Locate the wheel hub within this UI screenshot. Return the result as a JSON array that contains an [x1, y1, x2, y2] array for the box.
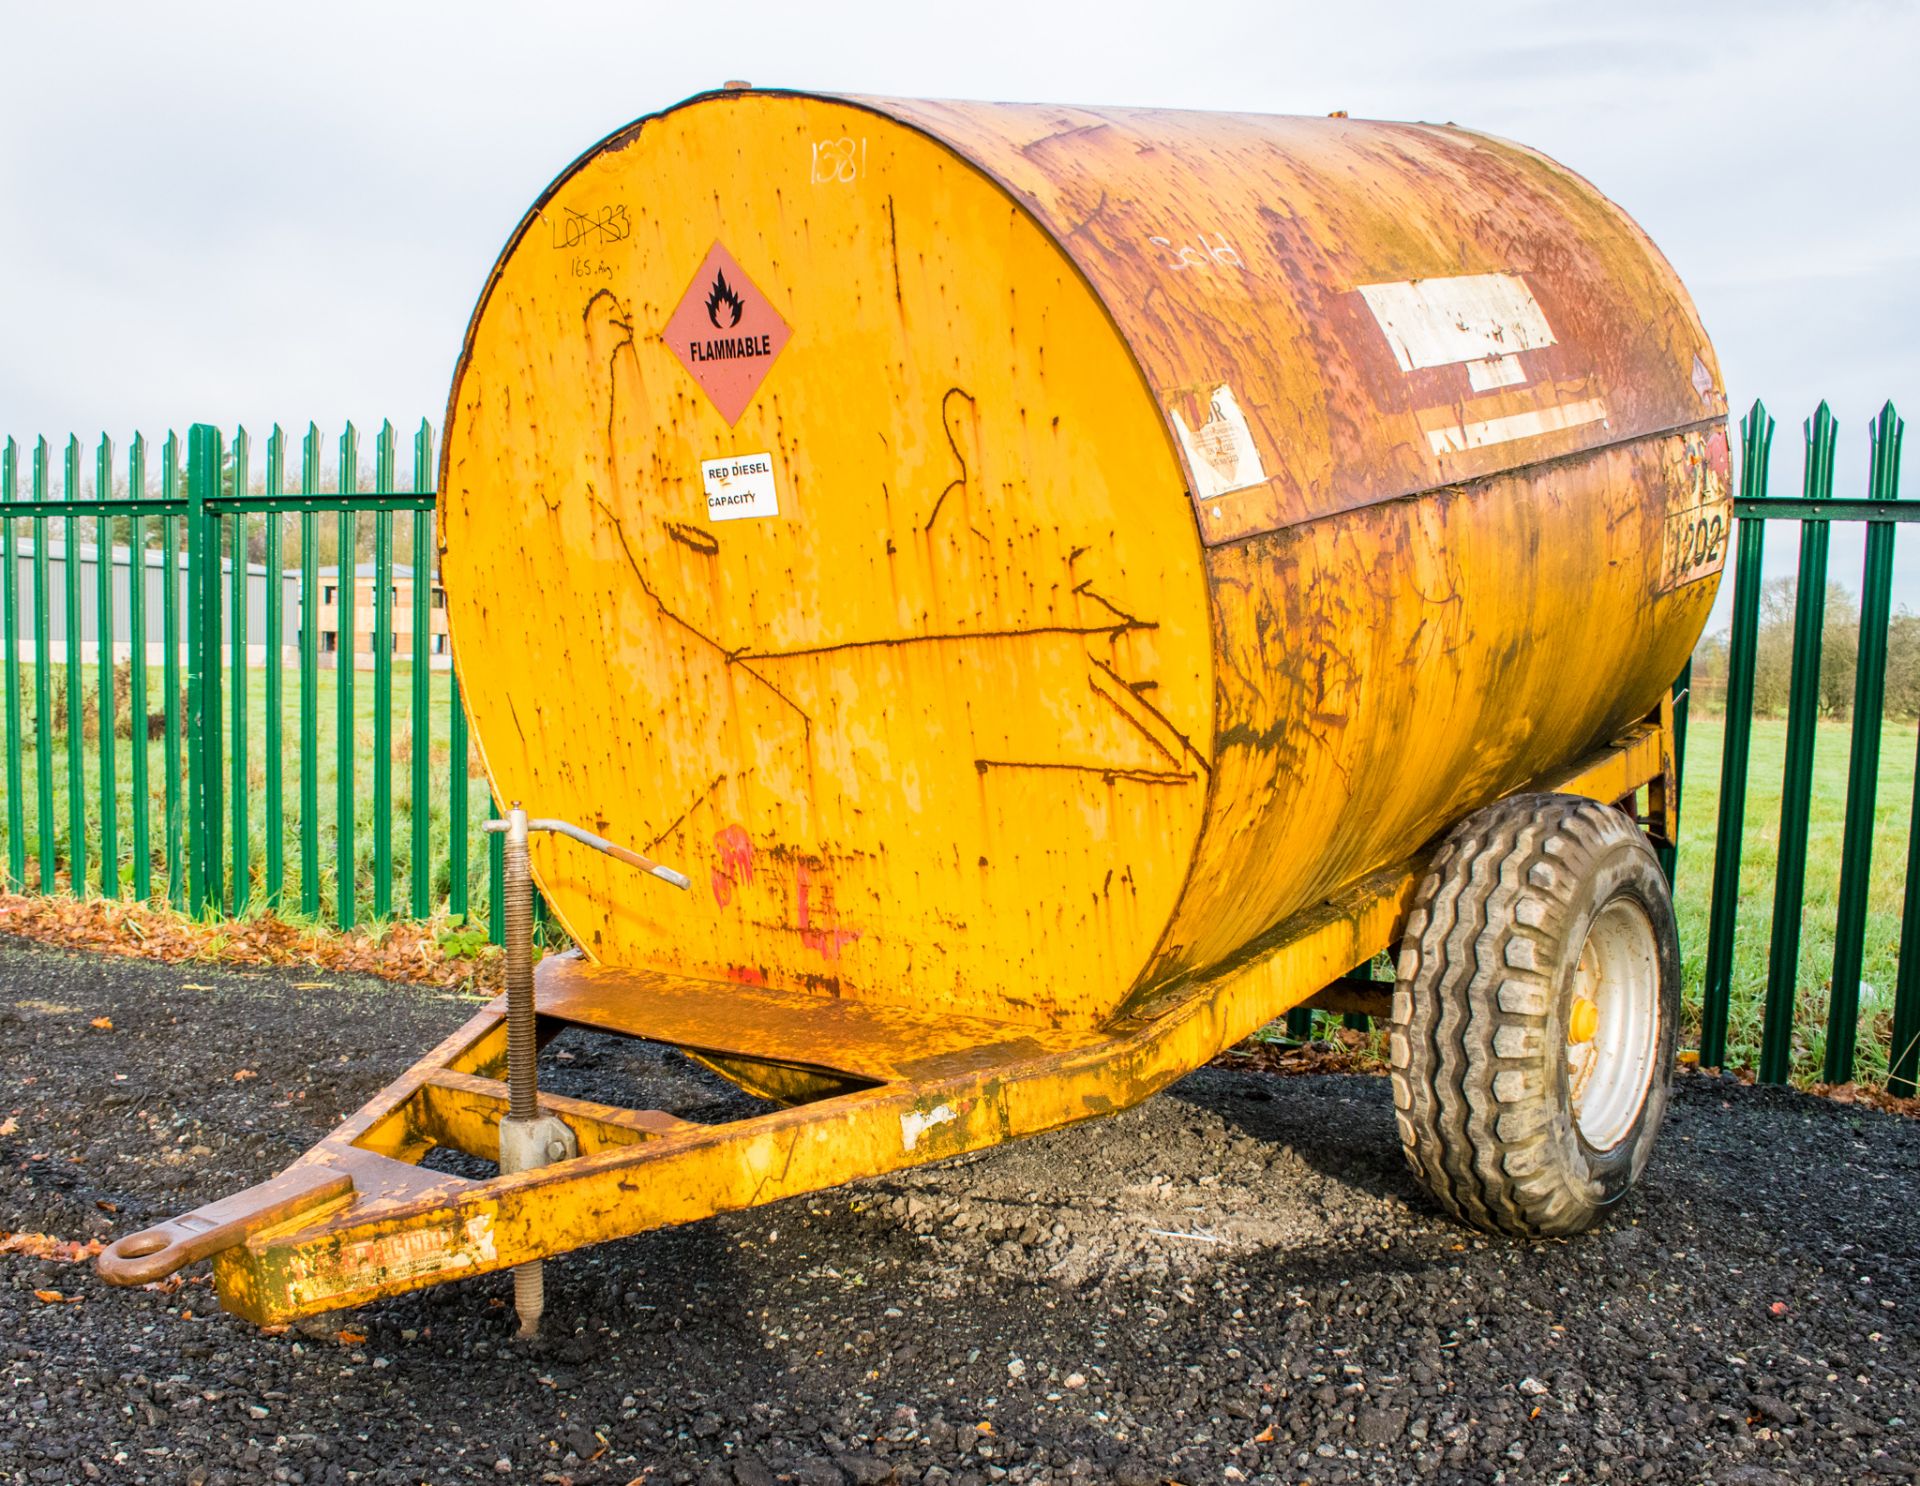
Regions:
[[1567, 898, 1662, 1151]]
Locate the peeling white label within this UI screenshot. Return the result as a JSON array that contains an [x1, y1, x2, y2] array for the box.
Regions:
[[900, 1103, 957, 1152], [1466, 354, 1528, 392], [702, 452, 779, 522], [1426, 397, 1608, 456], [1359, 273, 1555, 391], [464, 1212, 499, 1265], [1169, 384, 1267, 500]]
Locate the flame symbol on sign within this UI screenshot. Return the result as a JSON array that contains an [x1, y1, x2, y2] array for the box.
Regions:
[[704, 270, 744, 329]]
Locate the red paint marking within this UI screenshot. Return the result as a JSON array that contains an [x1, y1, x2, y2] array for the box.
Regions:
[[714, 825, 754, 885], [711, 824, 755, 907], [723, 966, 767, 986], [1706, 428, 1731, 485], [795, 861, 862, 961]]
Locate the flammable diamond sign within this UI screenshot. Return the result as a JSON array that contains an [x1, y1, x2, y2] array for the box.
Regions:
[[663, 241, 792, 425]]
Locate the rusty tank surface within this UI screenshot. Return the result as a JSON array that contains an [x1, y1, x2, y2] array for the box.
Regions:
[[441, 91, 1727, 1024], [99, 91, 1726, 1322]]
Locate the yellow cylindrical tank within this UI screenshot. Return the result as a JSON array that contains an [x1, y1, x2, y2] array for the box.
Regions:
[[440, 91, 1729, 1033]]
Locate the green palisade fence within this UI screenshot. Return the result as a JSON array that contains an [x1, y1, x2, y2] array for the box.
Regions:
[[0, 420, 506, 945], [0, 406, 1914, 1090], [1697, 398, 1914, 1094]]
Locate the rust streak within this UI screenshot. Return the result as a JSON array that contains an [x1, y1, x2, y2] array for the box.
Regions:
[[920, 387, 978, 532], [1087, 656, 1211, 776], [644, 771, 735, 854], [1072, 579, 1148, 630], [731, 659, 814, 740], [1085, 670, 1183, 771], [973, 758, 1193, 786], [586, 489, 815, 735], [884, 194, 902, 310], [664, 521, 720, 555], [736, 619, 1155, 664]]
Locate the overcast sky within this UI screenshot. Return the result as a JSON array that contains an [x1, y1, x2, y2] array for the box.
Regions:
[[3, 0, 1915, 620]]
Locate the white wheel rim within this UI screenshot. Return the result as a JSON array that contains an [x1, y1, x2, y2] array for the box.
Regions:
[[1566, 897, 1661, 1152]]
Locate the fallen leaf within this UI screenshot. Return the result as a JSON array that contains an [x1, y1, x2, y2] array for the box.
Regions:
[[32, 1289, 80, 1304], [233, 1069, 258, 1082], [260, 1324, 290, 1336], [1770, 1301, 1790, 1316], [336, 1329, 367, 1345], [89, 1016, 113, 1030], [0, 891, 501, 999], [94, 1199, 116, 1214], [1677, 1049, 1700, 1065], [2, 1231, 103, 1263], [1251, 1424, 1275, 1443], [0, 1117, 16, 1136]]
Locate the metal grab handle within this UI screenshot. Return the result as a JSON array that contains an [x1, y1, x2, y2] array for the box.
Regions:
[[481, 815, 691, 890]]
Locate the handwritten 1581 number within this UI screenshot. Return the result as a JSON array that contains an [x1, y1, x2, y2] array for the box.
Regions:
[[811, 137, 867, 185]]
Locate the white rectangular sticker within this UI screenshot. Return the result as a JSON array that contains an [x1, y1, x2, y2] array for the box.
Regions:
[[1358, 273, 1556, 391], [702, 453, 779, 522], [1168, 383, 1268, 500], [1425, 397, 1608, 456]]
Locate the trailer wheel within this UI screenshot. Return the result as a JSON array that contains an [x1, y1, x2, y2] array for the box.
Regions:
[[1388, 792, 1679, 1237]]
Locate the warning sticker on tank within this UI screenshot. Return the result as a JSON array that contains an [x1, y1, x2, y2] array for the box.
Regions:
[[664, 242, 792, 425], [702, 453, 780, 522], [1166, 383, 1268, 500]]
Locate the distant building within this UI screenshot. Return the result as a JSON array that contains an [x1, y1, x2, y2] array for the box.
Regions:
[[307, 563, 451, 670], [1, 539, 452, 669], [3, 536, 291, 664]]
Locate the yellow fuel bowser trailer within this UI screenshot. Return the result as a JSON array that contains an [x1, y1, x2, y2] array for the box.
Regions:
[[100, 90, 1730, 1325]]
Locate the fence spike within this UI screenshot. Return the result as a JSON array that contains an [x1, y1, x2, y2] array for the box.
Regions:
[[127, 433, 151, 902], [1758, 405, 1838, 1084], [95, 433, 118, 899], [2, 435, 22, 891]]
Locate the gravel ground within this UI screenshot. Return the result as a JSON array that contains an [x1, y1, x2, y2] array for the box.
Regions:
[[0, 940, 1915, 1486]]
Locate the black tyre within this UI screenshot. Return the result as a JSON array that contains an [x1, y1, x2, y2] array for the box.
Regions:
[[1388, 792, 1680, 1237]]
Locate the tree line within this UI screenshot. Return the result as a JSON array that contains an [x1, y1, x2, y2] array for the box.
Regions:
[[1689, 578, 1920, 720]]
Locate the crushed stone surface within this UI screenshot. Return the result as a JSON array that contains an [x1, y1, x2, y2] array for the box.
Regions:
[[0, 939, 1914, 1485]]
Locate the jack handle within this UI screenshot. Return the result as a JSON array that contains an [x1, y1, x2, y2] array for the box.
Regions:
[[481, 816, 691, 890]]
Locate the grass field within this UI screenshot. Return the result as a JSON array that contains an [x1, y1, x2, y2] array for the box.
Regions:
[[1672, 712, 1915, 1085], [0, 660, 493, 926], [0, 662, 1914, 1086]]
